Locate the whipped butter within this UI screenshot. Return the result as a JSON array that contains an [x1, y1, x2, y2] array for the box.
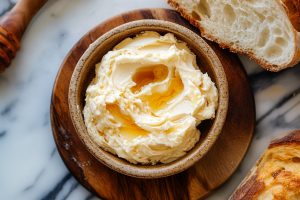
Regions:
[[83, 31, 218, 164]]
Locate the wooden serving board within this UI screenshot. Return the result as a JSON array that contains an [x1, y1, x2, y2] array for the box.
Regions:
[[51, 9, 255, 200]]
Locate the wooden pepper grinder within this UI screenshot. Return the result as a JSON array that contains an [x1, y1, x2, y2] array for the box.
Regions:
[[0, 0, 47, 72]]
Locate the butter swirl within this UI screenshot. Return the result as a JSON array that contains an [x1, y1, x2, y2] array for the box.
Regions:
[[83, 31, 218, 164]]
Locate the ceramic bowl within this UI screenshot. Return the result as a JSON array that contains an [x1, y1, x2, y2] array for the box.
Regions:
[[68, 19, 228, 178]]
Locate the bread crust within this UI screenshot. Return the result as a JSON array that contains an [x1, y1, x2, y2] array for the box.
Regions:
[[230, 169, 265, 200], [281, 0, 300, 31], [270, 129, 300, 147], [167, 0, 300, 71], [229, 130, 300, 200]]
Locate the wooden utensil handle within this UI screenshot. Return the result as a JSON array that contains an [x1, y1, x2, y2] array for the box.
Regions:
[[0, 0, 47, 72]]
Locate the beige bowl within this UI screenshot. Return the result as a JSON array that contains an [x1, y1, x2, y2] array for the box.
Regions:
[[68, 19, 228, 178]]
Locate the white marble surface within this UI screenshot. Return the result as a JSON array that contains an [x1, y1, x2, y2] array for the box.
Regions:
[[0, 0, 300, 199]]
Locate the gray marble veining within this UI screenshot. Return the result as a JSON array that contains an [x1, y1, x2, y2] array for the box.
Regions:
[[0, 0, 15, 16], [0, 0, 299, 199]]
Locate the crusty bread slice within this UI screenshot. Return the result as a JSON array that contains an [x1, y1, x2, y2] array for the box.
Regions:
[[167, 0, 300, 71], [230, 130, 300, 200]]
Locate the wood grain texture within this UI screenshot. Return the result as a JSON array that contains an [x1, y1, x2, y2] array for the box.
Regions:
[[0, 0, 47, 72], [51, 9, 255, 200]]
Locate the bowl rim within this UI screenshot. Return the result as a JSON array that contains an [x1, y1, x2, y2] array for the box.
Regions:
[[68, 19, 229, 178]]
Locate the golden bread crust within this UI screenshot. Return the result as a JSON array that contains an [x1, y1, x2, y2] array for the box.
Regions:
[[270, 130, 300, 147], [281, 0, 300, 31], [230, 130, 300, 200], [230, 170, 265, 200]]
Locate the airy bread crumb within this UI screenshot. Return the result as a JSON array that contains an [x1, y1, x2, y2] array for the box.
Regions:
[[167, 0, 300, 71]]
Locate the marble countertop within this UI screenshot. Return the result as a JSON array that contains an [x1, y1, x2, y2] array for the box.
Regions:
[[0, 0, 300, 199]]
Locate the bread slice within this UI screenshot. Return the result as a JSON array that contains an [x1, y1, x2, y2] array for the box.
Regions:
[[167, 0, 300, 71], [230, 130, 300, 200]]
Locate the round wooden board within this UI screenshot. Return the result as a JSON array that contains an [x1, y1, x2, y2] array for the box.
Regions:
[[51, 9, 255, 200]]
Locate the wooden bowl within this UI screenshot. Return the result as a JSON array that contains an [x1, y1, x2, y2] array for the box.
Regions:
[[68, 19, 228, 178]]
